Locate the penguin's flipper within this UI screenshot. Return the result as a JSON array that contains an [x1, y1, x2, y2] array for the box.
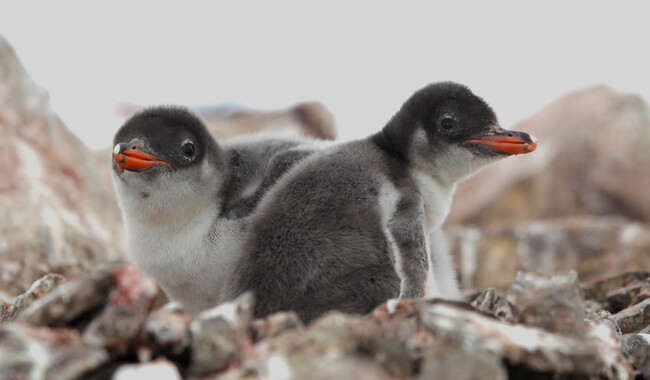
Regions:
[[259, 149, 314, 196], [386, 190, 430, 299]]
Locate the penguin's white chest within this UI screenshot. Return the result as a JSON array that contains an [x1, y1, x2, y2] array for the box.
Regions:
[[124, 207, 241, 315], [412, 171, 455, 232]]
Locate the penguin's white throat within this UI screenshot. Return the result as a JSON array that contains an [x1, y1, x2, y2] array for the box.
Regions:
[[410, 131, 499, 186], [113, 160, 223, 225]]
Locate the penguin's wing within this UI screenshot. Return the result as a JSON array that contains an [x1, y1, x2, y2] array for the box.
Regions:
[[221, 148, 315, 219], [258, 148, 315, 194], [240, 148, 314, 218], [386, 189, 430, 299]]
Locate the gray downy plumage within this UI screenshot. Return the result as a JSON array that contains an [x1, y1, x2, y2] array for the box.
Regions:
[[224, 82, 537, 323], [111, 106, 331, 314]]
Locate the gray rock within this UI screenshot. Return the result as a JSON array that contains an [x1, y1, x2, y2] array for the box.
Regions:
[[446, 218, 650, 291], [188, 292, 255, 376], [419, 346, 507, 380], [1, 273, 66, 324], [1, 267, 643, 379], [605, 278, 650, 313], [505, 271, 586, 337], [622, 333, 650, 371], [613, 298, 650, 334], [585, 309, 630, 379], [583, 271, 650, 311], [82, 264, 159, 357], [0, 322, 108, 380], [0, 302, 17, 323], [371, 299, 436, 366], [0, 35, 124, 302], [302, 357, 393, 380], [251, 311, 302, 342], [419, 302, 604, 376], [13, 273, 65, 312], [17, 264, 117, 326], [140, 304, 192, 361], [248, 311, 416, 379], [589, 309, 623, 335], [470, 287, 515, 322]]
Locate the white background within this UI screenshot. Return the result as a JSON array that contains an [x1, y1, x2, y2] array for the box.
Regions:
[[2, 1, 649, 149]]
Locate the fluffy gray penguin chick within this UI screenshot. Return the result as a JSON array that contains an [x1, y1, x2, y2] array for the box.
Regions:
[[224, 82, 537, 323], [111, 106, 328, 314]]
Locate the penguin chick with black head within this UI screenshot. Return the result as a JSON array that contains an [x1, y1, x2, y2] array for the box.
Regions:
[[111, 107, 326, 315], [224, 82, 537, 323]]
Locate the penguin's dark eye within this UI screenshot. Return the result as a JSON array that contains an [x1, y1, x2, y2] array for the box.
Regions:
[[181, 142, 195, 157], [440, 117, 457, 130]]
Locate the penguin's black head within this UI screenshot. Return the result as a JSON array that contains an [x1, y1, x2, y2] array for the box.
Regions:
[[375, 81, 537, 183], [112, 106, 220, 175], [378, 82, 537, 162]]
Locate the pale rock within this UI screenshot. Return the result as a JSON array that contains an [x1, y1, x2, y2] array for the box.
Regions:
[[446, 217, 650, 291]]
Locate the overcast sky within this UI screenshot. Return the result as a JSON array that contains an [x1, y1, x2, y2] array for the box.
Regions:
[[2, 1, 649, 149]]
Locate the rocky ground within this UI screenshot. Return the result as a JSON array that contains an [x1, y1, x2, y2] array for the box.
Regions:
[[1, 33, 650, 379], [0, 264, 649, 379]]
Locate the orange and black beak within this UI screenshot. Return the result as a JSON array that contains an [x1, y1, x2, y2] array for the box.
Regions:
[[113, 143, 172, 171], [463, 127, 537, 155]]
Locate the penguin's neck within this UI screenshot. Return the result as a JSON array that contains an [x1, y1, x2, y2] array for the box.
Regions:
[[411, 169, 457, 232]]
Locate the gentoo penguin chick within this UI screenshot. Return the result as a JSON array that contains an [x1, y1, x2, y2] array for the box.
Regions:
[[111, 107, 325, 314], [224, 82, 537, 323]]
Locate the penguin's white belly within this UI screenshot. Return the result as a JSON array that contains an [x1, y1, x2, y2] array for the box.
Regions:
[[412, 171, 460, 299], [125, 216, 243, 315]]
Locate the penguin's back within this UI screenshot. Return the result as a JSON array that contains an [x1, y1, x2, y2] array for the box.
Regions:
[[228, 141, 404, 322]]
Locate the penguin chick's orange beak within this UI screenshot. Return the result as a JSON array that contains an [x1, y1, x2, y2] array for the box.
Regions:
[[464, 129, 537, 154], [113, 144, 172, 171]]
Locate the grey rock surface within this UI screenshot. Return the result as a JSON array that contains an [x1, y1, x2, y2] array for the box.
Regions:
[[614, 298, 650, 335], [0, 322, 109, 380], [0, 263, 647, 379], [505, 271, 586, 337], [16, 265, 116, 327], [0, 35, 124, 302], [140, 304, 192, 362], [446, 217, 650, 291]]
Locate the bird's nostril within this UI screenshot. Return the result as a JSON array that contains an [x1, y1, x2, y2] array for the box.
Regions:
[[507, 133, 513, 137]]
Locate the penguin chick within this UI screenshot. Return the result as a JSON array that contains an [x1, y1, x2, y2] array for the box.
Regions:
[[111, 106, 326, 314], [224, 82, 537, 323]]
